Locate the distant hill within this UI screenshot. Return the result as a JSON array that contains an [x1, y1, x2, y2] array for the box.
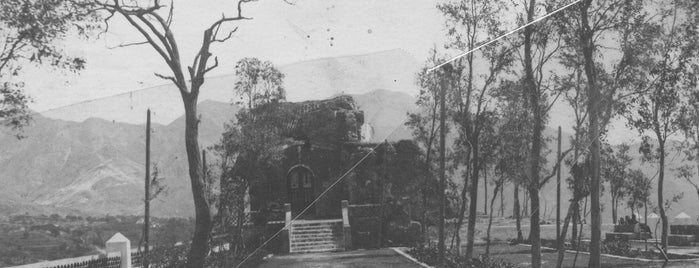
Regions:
[[41, 49, 421, 125], [0, 90, 417, 217]]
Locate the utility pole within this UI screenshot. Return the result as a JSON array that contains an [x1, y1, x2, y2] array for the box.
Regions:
[[144, 109, 151, 268], [437, 63, 452, 267], [556, 126, 561, 248]]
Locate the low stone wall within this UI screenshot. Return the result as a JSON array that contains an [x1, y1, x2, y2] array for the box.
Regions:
[[668, 234, 695, 246], [671, 225, 699, 242]]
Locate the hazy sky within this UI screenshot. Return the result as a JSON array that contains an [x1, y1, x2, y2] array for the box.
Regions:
[[13, 0, 645, 144], [19, 0, 445, 112]]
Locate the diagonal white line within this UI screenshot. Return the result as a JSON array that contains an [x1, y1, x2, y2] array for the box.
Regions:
[[428, 0, 582, 72]]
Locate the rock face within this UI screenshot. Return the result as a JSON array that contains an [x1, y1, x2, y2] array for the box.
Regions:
[[0, 100, 238, 217]]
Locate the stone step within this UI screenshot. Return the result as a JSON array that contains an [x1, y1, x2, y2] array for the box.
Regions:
[[291, 233, 334, 239], [288, 219, 344, 254], [291, 234, 335, 241], [291, 240, 338, 247], [292, 227, 335, 233], [292, 237, 337, 243], [292, 224, 336, 228], [291, 229, 334, 235], [292, 222, 337, 226], [290, 246, 342, 254], [291, 243, 340, 249], [293, 225, 335, 229]]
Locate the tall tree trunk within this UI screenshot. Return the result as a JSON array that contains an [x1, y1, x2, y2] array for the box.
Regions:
[[573, 197, 588, 268], [528, 186, 542, 267], [453, 152, 471, 256], [556, 200, 578, 268], [465, 141, 480, 259], [571, 201, 579, 243], [422, 104, 438, 245], [612, 196, 617, 225], [500, 184, 505, 217], [235, 182, 248, 252], [484, 169, 488, 215], [437, 64, 449, 267], [579, 0, 601, 266], [514, 184, 523, 241], [523, 0, 542, 266], [523, 190, 530, 217], [658, 139, 668, 250], [485, 182, 502, 258], [183, 94, 213, 268]]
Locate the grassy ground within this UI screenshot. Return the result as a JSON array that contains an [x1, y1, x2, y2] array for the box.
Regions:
[[472, 243, 699, 267], [423, 216, 699, 267], [431, 216, 615, 245]]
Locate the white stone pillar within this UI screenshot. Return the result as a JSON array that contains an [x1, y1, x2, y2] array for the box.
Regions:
[[341, 200, 350, 227], [106, 232, 131, 268], [284, 203, 292, 230]]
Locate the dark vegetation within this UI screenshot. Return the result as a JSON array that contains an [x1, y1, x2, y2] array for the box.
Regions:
[[407, 245, 515, 268], [0, 214, 194, 266], [535, 239, 699, 260]]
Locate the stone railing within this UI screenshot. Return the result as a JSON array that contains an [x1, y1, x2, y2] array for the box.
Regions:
[[9, 233, 131, 268]]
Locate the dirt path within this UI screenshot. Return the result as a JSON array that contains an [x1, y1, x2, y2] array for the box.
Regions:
[[255, 248, 424, 268]]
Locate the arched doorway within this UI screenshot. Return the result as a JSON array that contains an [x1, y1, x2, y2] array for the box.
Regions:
[[287, 165, 315, 217]]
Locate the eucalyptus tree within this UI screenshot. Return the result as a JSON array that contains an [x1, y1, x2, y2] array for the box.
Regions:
[[492, 80, 532, 243], [508, 1, 571, 265], [602, 143, 632, 224], [214, 57, 286, 256], [406, 49, 448, 244], [552, 0, 648, 264], [626, 169, 652, 217], [623, 0, 699, 251], [437, 0, 515, 258]]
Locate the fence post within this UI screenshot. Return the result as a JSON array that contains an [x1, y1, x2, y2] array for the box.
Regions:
[[283, 203, 291, 253], [341, 200, 352, 250], [106, 232, 132, 268]]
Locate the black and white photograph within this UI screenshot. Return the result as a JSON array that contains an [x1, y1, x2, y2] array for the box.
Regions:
[[0, 0, 698, 267]]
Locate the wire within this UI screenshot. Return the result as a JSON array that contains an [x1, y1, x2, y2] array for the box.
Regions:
[[428, 0, 582, 72]]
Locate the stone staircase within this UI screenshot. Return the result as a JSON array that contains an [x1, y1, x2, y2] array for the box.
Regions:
[[289, 219, 344, 253]]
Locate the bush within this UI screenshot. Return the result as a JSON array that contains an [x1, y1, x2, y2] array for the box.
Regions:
[[385, 221, 422, 247], [406, 245, 515, 268], [601, 240, 632, 256], [144, 243, 269, 268]]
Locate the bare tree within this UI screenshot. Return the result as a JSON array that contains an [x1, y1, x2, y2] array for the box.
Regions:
[[93, 0, 259, 266]]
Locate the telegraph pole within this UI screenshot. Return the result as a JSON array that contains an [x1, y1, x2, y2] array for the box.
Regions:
[[144, 109, 151, 268], [556, 126, 561, 248]]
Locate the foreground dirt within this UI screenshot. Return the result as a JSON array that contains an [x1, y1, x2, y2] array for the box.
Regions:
[[255, 248, 423, 268]]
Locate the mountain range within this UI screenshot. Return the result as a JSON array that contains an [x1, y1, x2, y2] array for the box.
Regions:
[[1, 47, 697, 222], [0, 89, 416, 217], [2, 90, 697, 221]]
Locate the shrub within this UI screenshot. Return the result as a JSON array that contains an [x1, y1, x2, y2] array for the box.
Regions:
[[601, 240, 632, 256], [406, 245, 515, 268]]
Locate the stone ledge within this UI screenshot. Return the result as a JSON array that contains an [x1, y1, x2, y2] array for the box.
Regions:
[[668, 234, 695, 246]]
